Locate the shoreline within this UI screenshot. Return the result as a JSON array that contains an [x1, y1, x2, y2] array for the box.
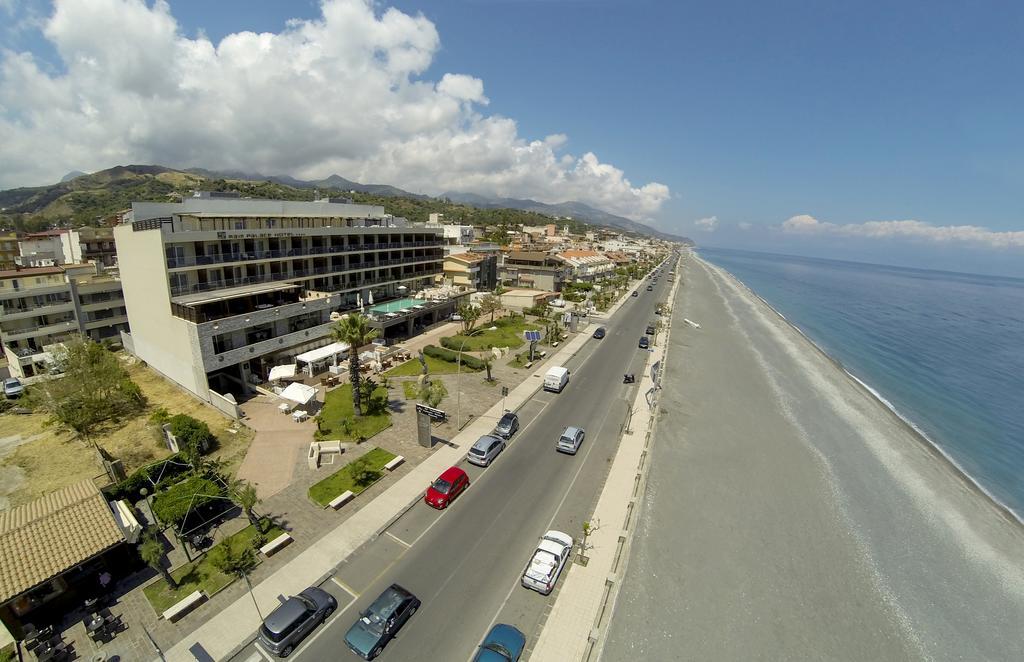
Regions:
[[695, 250, 1024, 530]]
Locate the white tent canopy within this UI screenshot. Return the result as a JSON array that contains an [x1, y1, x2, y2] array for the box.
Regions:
[[268, 364, 297, 381], [296, 342, 350, 365], [279, 381, 318, 405]]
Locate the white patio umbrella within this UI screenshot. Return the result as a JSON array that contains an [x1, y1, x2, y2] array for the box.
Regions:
[[279, 381, 318, 406], [368, 290, 374, 305]]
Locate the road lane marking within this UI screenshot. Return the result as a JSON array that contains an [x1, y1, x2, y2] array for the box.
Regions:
[[252, 643, 274, 661], [384, 531, 412, 547], [331, 576, 359, 596], [289, 593, 355, 661]]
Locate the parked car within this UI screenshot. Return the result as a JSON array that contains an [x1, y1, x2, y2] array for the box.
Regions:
[[592, 327, 606, 339], [425, 466, 470, 509], [521, 530, 574, 595], [639, 336, 650, 349], [646, 285, 653, 292], [3, 378, 24, 399], [344, 584, 421, 660], [468, 434, 506, 467], [645, 324, 656, 335], [473, 624, 526, 662], [492, 412, 520, 440], [556, 426, 585, 455], [258, 586, 337, 657]]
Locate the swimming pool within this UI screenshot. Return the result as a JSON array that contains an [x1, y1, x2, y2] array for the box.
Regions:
[[368, 298, 425, 313]]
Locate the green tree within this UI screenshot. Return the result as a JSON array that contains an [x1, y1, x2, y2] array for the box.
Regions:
[[457, 303, 480, 334], [139, 532, 176, 589], [231, 479, 261, 527], [151, 475, 222, 525], [482, 354, 495, 383], [348, 455, 383, 489], [208, 540, 258, 580], [478, 294, 502, 323], [419, 380, 447, 408], [29, 337, 146, 456], [330, 313, 379, 417]]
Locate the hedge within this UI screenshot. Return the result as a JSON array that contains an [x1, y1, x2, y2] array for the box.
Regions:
[[423, 344, 485, 370], [105, 452, 190, 502]]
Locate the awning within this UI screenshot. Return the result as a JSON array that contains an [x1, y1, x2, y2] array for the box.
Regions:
[[268, 364, 297, 381], [295, 341, 350, 365], [279, 382, 318, 405]]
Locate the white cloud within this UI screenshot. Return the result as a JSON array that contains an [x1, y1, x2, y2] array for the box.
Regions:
[[694, 215, 718, 232], [0, 0, 669, 219], [738, 221, 753, 230], [782, 214, 1024, 249]]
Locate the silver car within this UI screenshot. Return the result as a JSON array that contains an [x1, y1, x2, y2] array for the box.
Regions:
[[556, 426, 585, 455], [468, 434, 506, 467], [258, 586, 336, 657], [493, 411, 520, 439]]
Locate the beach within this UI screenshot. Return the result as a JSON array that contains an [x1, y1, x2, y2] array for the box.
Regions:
[[601, 254, 1024, 661]]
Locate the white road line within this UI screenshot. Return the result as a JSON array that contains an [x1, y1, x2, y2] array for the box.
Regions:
[[252, 643, 274, 661], [289, 594, 355, 660], [384, 530, 412, 547], [465, 383, 622, 662], [330, 575, 359, 597]]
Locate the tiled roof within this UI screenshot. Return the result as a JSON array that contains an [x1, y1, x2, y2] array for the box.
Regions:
[[0, 480, 125, 602], [558, 250, 602, 258], [0, 266, 65, 279], [446, 252, 488, 264]]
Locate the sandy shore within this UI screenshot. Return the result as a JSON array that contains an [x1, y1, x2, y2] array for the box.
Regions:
[[602, 253, 1024, 661]]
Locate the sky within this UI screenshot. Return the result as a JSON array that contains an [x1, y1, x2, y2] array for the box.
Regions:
[[1, 0, 1022, 275]]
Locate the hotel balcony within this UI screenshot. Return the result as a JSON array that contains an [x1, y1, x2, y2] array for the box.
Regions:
[[166, 239, 444, 270]]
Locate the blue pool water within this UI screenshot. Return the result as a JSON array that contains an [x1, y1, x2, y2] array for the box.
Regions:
[[699, 247, 1024, 521], [369, 297, 425, 313]]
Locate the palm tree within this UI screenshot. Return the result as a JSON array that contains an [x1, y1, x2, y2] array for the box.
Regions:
[[231, 479, 261, 527], [330, 313, 380, 417], [139, 532, 176, 589]]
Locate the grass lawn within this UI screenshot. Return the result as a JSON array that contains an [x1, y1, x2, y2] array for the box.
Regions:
[[308, 447, 397, 507], [446, 318, 539, 351], [384, 355, 461, 377], [317, 384, 392, 441], [402, 381, 421, 400], [143, 519, 284, 613], [0, 357, 253, 508]]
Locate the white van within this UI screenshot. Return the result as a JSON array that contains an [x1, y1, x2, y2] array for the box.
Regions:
[[543, 366, 569, 393]]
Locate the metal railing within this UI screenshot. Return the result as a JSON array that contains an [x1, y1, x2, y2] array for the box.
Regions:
[[166, 239, 443, 268]]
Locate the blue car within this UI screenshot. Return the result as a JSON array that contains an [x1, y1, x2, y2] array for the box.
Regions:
[[473, 624, 526, 662]]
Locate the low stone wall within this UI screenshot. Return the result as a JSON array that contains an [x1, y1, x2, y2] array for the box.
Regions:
[[208, 389, 241, 420]]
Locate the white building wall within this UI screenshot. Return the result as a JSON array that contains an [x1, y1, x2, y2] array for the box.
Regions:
[[113, 224, 207, 398]]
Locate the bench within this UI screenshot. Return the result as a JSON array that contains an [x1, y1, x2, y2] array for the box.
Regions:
[[551, 341, 559, 348], [523, 362, 533, 369], [259, 532, 293, 556], [383, 455, 405, 471], [328, 490, 355, 509], [162, 590, 205, 622]]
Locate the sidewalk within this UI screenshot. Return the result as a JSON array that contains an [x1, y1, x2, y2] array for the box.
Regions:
[[530, 260, 681, 662], [163, 323, 599, 662]]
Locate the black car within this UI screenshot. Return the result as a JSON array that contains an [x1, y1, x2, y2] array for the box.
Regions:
[[592, 327, 606, 339], [645, 324, 656, 335], [631, 291, 639, 297], [645, 285, 653, 292], [638, 336, 650, 349], [345, 584, 420, 659], [493, 411, 520, 439], [258, 587, 337, 657]]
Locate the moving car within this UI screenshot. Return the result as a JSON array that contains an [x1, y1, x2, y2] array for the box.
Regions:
[[521, 530, 574, 595], [2, 378, 24, 399], [646, 285, 653, 292], [592, 327, 606, 339], [543, 366, 569, 393], [344, 585, 420, 659], [639, 336, 650, 349], [425, 466, 470, 508], [473, 624, 527, 662], [492, 411, 520, 440], [468, 434, 506, 467], [556, 426, 585, 455], [631, 291, 639, 297], [257, 586, 337, 657]]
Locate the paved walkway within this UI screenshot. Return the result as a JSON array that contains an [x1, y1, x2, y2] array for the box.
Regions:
[[162, 319, 601, 661], [530, 259, 680, 662]]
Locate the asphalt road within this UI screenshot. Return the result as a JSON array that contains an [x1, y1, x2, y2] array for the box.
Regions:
[[230, 259, 676, 662]]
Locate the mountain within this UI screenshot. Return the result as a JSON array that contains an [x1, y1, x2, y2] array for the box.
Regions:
[[441, 191, 692, 244], [185, 168, 424, 199], [61, 170, 87, 182]]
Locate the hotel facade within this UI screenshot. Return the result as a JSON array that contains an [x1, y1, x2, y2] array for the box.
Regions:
[[114, 198, 446, 403]]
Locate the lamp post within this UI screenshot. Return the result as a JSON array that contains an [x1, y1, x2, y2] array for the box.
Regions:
[[455, 329, 481, 430]]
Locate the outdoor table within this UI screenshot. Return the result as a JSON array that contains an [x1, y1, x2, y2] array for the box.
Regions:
[[292, 410, 308, 422], [278, 402, 291, 414]]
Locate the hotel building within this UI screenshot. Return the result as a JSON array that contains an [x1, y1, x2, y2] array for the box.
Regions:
[[113, 198, 446, 402]]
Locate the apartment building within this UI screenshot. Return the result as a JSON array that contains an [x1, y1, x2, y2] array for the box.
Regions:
[[0, 263, 128, 378], [499, 251, 569, 292], [78, 227, 118, 266], [556, 250, 617, 283], [113, 198, 445, 402], [0, 232, 18, 270], [442, 252, 498, 291]]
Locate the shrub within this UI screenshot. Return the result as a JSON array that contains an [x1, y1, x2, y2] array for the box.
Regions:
[[105, 453, 190, 502], [423, 345, 485, 370], [168, 414, 217, 455], [148, 407, 171, 425]]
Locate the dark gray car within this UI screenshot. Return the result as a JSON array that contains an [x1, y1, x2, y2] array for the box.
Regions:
[[493, 411, 520, 439], [345, 584, 420, 659], [258, 586, 336, 657]]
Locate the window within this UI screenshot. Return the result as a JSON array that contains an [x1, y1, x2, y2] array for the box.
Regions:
[[169, 273, 188, 293]]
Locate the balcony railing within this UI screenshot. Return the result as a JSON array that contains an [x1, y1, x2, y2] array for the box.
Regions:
[[170, 257, 442, 297], [166, 239, 443, 268]]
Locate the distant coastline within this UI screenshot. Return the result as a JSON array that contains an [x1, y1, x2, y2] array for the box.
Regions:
[[695, 250, 1024, 529]]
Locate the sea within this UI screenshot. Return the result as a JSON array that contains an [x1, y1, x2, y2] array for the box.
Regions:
[[698, 247, 1024, 522]]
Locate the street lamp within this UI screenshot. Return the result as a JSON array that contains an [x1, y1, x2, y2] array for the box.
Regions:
[[455, 329, 482, 430]]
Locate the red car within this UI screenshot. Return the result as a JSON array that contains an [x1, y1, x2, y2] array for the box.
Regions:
[[424, 466, 470, 509]]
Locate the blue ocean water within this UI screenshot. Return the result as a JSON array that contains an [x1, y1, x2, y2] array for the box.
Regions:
[[699, 247, 1024, 521]]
